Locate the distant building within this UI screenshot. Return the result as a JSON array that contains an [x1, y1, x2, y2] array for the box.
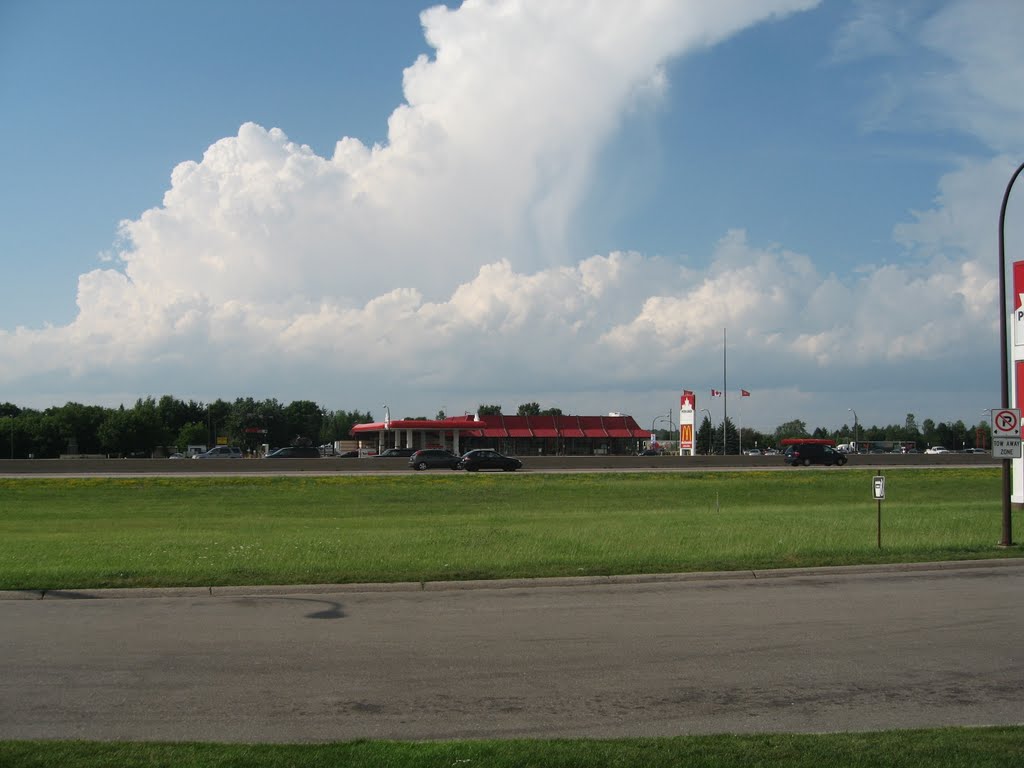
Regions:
[[350, 413, 649, 456]]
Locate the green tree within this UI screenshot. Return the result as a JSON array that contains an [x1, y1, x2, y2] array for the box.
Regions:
[[18, 409, 65, 458], [695, 416, 713, 455], [284, 400, 325, 444], [207, 399, 233, 446], [49, 402, 107, 455], [97, 406, 136, 457], [774, 419, 808, 442], [477, 404, 503, 416], [321, 410, 373, 442], [517, 402, 541, 416], [706, 416, 740, 454], [175, 422, 209, 451]]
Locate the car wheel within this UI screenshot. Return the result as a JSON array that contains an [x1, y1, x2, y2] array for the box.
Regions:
[[802, 458, 811, 467], [416, 461, 428, 471]]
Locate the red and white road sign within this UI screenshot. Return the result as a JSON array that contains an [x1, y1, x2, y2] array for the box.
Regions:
[[992, 408, 1021, 437]]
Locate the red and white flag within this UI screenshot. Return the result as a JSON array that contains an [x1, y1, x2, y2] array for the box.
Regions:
[[711, 389, 722, 397], [741, 389, 751, 397]]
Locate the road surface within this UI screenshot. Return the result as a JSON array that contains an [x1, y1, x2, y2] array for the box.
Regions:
[[1, 562, 1021, 742]]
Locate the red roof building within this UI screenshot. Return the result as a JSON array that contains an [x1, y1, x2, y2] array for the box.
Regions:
[[350, 413, 649, 456]]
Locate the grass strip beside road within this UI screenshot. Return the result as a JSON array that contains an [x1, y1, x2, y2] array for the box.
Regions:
[[0, 469, 1015, 591], [2, 728, 1023, 767]]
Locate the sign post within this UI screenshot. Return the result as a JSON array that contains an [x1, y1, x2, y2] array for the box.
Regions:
[[872, 474, 885, 549], [997, 165, 1024, 547]]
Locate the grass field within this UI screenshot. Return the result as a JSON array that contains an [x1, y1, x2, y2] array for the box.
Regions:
[[2, 727, 1022, 768], [0, 468, 1015, 590], [3, 469, 1021, 764]]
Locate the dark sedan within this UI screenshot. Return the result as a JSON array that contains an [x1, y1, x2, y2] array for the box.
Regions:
[[378, 447, 417, 458], [264, 446, 321, 458], [458, 449, 522, 472], [408, 449, 461, 470]]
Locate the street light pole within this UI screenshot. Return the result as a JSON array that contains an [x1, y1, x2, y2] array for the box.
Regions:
[[997, 160, 1024, 547], [848, 408, 858, 452]]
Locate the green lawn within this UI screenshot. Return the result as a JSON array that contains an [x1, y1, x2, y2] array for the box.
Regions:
[[2, 728, 1022, 767], [2, 471, 1020, 763], [0, 469, 1015, 590]]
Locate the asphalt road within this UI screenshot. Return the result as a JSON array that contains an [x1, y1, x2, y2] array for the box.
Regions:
[[2, 561, 1022, 742], [0, 452, 998, 476]]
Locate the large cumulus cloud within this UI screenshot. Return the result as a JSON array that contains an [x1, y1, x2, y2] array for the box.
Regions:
[[1, 0, 1020, 427]]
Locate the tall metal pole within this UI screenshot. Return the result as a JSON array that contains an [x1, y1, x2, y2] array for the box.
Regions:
[[722, 328, 728, 455], [997, 161, 1024, 547]]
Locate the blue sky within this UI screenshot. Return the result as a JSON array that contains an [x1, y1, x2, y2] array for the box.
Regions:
[[1, 0, 1022, 433]]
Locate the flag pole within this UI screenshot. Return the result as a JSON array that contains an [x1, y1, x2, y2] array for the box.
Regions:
[[722, 328, 728, 455]]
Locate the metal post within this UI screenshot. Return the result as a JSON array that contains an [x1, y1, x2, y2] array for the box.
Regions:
[[722, 328, 728, 455], [877, 497, 882, 550], [997, 161, 1024, 547]]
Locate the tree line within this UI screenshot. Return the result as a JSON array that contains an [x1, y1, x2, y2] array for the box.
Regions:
[[657, 413, 990, 454], [0, 398, 991, 459], [0, 397, 372, 459]]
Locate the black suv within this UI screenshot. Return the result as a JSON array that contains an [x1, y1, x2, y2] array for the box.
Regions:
[[408, 449, 460, 470], [784, 443, 847, 467]]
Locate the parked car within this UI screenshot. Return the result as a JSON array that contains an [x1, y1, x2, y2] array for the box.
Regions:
[[784, 443, 847, 467], [637, 449, 663, 456], [408, 449, 461, 470], [192, 446, 243, 459], [745, 449, 762, 456], [458, 449, 522, 472], [264, 446, 321, 458], [378, 447, 417, 458], [924, 446, 949, 454], [337, 450, 360, 458]]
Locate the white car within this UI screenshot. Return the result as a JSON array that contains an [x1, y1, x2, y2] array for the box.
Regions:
[[924, 446, 949, 454], [192, 446, 243, 459]]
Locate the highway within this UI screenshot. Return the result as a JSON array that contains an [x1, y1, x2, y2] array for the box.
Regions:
[[0, 452, 999, 477]]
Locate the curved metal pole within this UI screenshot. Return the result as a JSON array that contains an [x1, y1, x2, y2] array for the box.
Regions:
[[998, 161, 1024, 547]]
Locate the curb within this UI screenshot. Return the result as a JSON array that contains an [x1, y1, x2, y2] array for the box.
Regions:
[[1, 557, 1022, 601]]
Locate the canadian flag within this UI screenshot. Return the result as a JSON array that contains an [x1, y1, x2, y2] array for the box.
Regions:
[[741, 389, 751, 397], [711, 389, 722, 397]]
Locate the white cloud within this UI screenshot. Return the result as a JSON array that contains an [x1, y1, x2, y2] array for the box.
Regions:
[[0, 0, 1020, 430]]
